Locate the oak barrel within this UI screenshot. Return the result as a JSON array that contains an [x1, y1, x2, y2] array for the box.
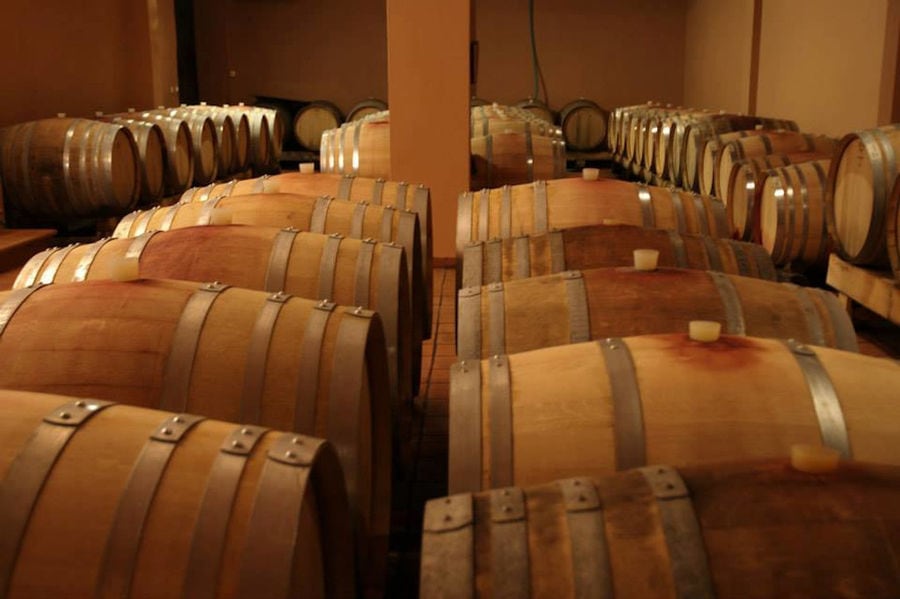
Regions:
[[715, 132, 836, 199], [449, 333, 900, 493], [14, 225, 414, 407], [514, 98, 555, 126], [194, 104, 251, 172], [456, 267, 857, 359], [470, 105, 559, 138], [0, 118, 140, 224], [759, 159, 832, 268], [223, 105, 272, 173], [459, 224, 777, 287], [347, 99, 388, 122], [0, 390, 355, 598], [724, 152, 831, 241], [148, 108, 219, 185], [294, 101, 343, 151], [423, 459, 900, 598], [826, 124, 900, 265], [233, 103, 285, 167], [178, 172, 434, 338], [0, 279, 391, 591], [100, 116, 166, 205], [456, 178, 730, 264], [470, 132, 566, 188], [120, 111, 194, 195], [113, 193, 426, 376], [681, 115, 799, 190], [320, 116, 390, 179], [697, 129, 783, 196], [560, 99, 607, 152]]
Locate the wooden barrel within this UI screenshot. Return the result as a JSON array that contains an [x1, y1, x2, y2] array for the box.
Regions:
[[121, 111, 194, 195], [715, 132, 836, 200], [634, 106, 679, 171], [204, 105, 251, 172], [610, 103, 661, 161], [759, 159, 832, 268], [448, 333, 900, 493], [0, 390, 356, 598], [223, 104, 272, 173], [241, 172, 434, 336], [456, 178, 730, 262], [622, 103, 664, 164], [0, 118, 140, 224], [681, 115, 799, 190], [172, 177, 431, 340], [14, 224, 414, 408], [460, 224, 777, 287], [456, 267, 857, 359], [294, 101, 343, 151], [236, 103, 285, 166], [826, 124, 900, 265], [423, 459, 900, 598], [114, 193, 426, 380], [663, 109, 718, 185], [0, 279, 391, 591], [147, 108, 219, 185], [469, 111, 560, 139], [100, 116, 166, 205], [560, 100, 608, 151], [888, 177, 900, 281], [724, 152, 830, 241], [697, 129, 780, 196], [514, 98, 555, 125], [470, 132, 566, 188], [320, 117, 391, 179], [186, 104, 243, 175], [347, 99, 388, 122], [654, 108, 710, 178]]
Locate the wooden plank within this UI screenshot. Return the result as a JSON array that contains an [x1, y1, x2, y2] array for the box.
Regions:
[[0, 229, 55, 274], [826, 253, 900, 325]]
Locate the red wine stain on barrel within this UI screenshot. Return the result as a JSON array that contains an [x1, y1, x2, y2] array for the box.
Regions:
[[655, 333, 766, 370]]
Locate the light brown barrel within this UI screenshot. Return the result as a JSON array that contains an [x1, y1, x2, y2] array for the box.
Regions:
[[760, 159, 832, 268], [0, 118, 140, 224], [113, 193, 426, 376], [456, 267, 857, 359], [320, 117, 391, 179], [470, 132, 566, 188], [634, 105, 680, 171], [238, 172, 434, 336], [514, 98, 555, 125], [120, 111, 194, 194], [888, 177, 900, 281], [206, 105, 251, 172], [456, 178, 730, 262], [422, 459, 900, 598], [698, 129, 779, 196], [294, 101, 343, 151], [99, 116, 166, 205], [663, 109, 718, 185], [459, 224, 778, 287], [185, 104, 242, 175], [0, 390, 355, 599], [14, 224, 414, 408], [470, 105, 560, 139], [448, 333, 900, 494], [223, 105, 272, 173], [149, 108, 219, 185], [233, 103, 285, 168], [610, 102, 662, 161], [716, 132, 836, 199], [347, 99, 388, 122], [681, 115, 799, 190], [621, 103, 664, 164], [826, 124, 900, 265], [725, 151, 830, 241], [0, 279, 391, 592]]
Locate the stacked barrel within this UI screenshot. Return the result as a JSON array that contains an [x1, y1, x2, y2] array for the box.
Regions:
[[420, 166, 900, 596], [319, 103, 568, 185], [0, 104, 283, 228], [608, 102, 845, 277], [2, 166, 433, 596]]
